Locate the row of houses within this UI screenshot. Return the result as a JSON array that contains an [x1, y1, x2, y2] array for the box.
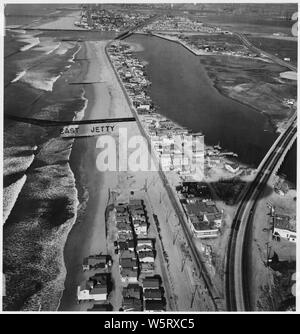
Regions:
[[122, 277, 166, 311], [116, 199, 156, 283], [77, 254, 113, 306], [141, 15, 220, 33], [115, 199, 166, 311], [108, 43, 205, 181], [108, 42, 153, 114]]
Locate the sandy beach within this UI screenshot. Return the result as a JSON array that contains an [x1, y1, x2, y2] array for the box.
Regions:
[[58, 39, 216, 311]]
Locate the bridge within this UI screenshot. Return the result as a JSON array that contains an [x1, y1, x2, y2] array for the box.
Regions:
[[226, 113, 297, 311]]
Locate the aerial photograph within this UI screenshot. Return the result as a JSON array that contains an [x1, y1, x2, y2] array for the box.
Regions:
[[2, 1, 298, 315]]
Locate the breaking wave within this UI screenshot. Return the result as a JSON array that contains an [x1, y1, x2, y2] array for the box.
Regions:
[[3, 175, 27, 224], [19, 36, 40, 51], [11, 70, 27, 83], [21, 70, 61, 91]]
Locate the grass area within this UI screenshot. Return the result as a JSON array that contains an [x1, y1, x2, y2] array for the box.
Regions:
[[200, 53, 297, 124], [248, 36, 297, 65]]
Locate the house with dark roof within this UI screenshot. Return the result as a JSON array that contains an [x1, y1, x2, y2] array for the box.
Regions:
[[143, 277, 160, 290], [144, 299, 165, 312], [122, 297, 142, 311], [77, 279, 108, 302], [120, 250, 136, 260], [129, 199, 144, 206], [87, 303, 113, 311], [118, 241, 129, 251], [144, 288, 162, 300], [128, 240, 135, 252], [82, 254, 110, 271], [121, 267, 138, 284], [120, 258, 138, 269], [122, 284, 141, 299]]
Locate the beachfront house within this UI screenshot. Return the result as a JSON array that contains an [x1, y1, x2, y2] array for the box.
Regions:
[[77, 280, 108, 302], [82, 254, 110, 271]]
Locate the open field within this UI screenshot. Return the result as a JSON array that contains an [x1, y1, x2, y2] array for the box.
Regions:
[[200, 54, 297, 129]]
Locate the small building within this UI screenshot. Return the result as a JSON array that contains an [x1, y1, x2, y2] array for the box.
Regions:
[[77, 279, 108, 302], [273, 214, 296, 242], [128, 240, 135, 252], [120, 258, 138, 269], [190, 216, 219, 239], [120, 250, 136, 260], [77, 281, 93, 301], [129, 199, 144, 206], [87, 303, 113, 311], [118, 241, 129, 251], [137, 239, 153, 249], [82, 254, 109, 271], [144, 288, 162, 300], [136, 243, 153, 253], [89, 284, 108, 301], [122, 284, 141, 299], [122, 297, 142, 311], [133, 220, 148, 236], [140, 262, 155, 275], [139, 251, 155, 263], [143, 277, 160, 290], [117, 221, 132, 234], [121, 268, 138, 283], [144, 300, 165, 312]]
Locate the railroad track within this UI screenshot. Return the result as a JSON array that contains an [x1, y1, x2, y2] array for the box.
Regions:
[[226, 115, 297, 311]]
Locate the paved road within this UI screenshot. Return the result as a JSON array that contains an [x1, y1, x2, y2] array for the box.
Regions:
[[235, 32, 297, 72], [105, 40, 222, 311], [226, 114, 297, 311]]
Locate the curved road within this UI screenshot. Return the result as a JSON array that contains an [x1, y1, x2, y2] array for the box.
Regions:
[[235, 32, 297, 72], [226, 113, 297, 311]]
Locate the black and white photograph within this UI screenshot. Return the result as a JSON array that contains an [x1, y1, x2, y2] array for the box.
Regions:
[[1, 0, 298, 317]]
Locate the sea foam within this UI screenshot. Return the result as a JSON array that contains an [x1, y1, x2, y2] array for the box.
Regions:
[[19, 36, 40, 51], [21, 71, 61, 92], [11, 70, 27, 83], [3, 175, 27, 224]]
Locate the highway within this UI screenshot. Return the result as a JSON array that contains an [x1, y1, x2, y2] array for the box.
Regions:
[[226, 113, 297, 311], [235, 32, 297, 72]]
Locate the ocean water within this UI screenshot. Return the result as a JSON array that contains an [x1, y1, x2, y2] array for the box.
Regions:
[[128, 34, 296, 184], [3, 17, 86, 310]]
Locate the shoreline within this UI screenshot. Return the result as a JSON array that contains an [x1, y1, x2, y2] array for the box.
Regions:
[[142, 32, 292, 135], [58, 40, 127, 311]]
